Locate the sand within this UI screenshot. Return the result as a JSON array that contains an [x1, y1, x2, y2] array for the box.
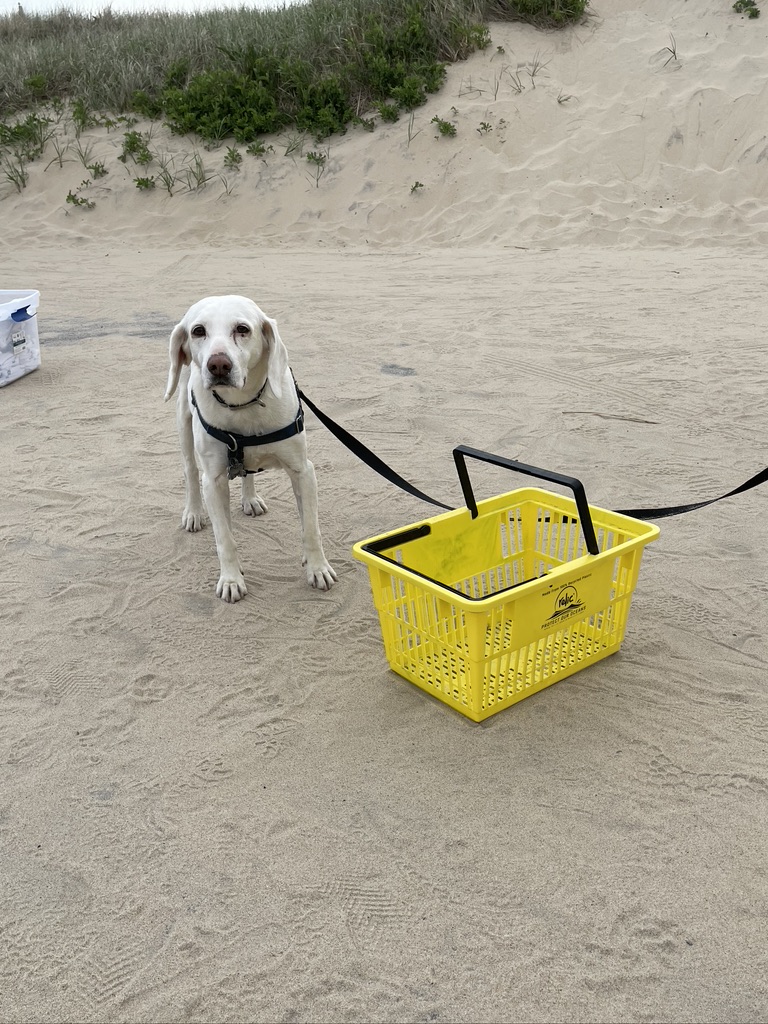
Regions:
[[1, 2, 767, 1022]]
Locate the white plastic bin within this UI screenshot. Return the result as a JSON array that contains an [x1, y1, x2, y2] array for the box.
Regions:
[[0, 289, 41, 387]]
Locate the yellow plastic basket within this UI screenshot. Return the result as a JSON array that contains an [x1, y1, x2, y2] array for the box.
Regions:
[[353, 447, 660, 722]]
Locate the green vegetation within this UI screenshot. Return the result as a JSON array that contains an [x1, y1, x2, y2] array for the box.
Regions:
[[431, 115, 457, 137], [223, 146, 242, 169], [118, 129, 153, 166], [305, 148, 329, 187], [0, 0, 588, 206], [65, 179, 95, 208], [0, 111, 52, 159], [733, 0, 760, 16], [0, 1, 588, 142], [87, 160, 108, 178]]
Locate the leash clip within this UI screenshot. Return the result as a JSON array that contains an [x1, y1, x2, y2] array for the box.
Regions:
[[227, 449, 247, 479]]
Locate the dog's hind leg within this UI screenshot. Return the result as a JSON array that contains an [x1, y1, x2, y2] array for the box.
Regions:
[[241, 475, 268, 517], [177, 387, 205, 532]]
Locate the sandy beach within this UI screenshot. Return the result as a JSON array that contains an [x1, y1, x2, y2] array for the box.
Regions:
[[1, 2, 767, 1022]]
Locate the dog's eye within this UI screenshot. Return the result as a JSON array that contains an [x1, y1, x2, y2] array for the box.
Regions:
[[191, 325, 206, 338], [235, 324, 250, 336]]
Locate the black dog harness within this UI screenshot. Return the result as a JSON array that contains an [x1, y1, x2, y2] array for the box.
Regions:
[[190, 385, 304, 480]]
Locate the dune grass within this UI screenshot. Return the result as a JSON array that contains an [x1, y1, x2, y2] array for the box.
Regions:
[[0, 1, 588, 139]]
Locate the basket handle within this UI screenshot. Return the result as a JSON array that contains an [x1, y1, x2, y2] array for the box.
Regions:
[[452, 445, 600, 555]]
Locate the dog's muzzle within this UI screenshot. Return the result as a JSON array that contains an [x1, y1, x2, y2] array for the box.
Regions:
[[204, 371, 241, 390]]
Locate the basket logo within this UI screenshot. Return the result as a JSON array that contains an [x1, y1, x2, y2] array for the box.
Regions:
[[548, 584, 586, 622]]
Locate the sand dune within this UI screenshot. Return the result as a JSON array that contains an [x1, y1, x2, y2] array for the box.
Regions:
[[6, 0, 768, 248], [1, 2, 767, 1023]]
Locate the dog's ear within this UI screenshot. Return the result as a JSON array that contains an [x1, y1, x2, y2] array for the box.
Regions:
[[263, 316, 290, 400], [164, 321, 191, 401]]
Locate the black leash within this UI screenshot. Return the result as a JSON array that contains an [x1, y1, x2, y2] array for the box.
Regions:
[[298, 387, 766, 522], [615, 466, 768, 520], [297, 387, 453, 511]]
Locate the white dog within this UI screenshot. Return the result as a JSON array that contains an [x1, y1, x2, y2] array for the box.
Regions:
[[164, 295, 337, 602]]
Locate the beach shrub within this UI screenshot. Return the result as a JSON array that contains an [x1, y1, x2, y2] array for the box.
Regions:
[[71, 97, 101, 134], [24, 73, 48, 100], [733, 0, 760, 16], [65, 179, 95, 208], [164, 58, 191, 91], [160, 4, 453, 141], [0, 111, 51, 159], [119, 129, 153, 165], [391, 74, 435, 111], [377, 102, 401, 123], [293, 74, 354, 138], [245, 140, 274, 157], [131, 90, 163, 120], [163, 69, 289, 142], [305, 149, 328, 187], [432, 115, 457, 136], [483, 0, 588, 24]]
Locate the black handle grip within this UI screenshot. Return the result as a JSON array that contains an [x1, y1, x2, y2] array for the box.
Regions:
[[363, 523, 431, 554], [452, 446, 599, 556]]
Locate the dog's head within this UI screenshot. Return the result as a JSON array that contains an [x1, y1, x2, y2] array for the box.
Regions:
[[164, 295, 289, 402]]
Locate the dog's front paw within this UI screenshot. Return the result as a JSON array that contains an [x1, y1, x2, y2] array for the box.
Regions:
[[182, 507, 205, 532], [242, 494, 268, 517], [305, 560, 338, 591], [216, 572, 247, 603]]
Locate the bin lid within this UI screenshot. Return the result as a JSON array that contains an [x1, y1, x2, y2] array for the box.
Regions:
[[0, 290, 40, 322]]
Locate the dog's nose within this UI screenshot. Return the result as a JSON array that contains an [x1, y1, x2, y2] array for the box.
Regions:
[[207, 352, 233, 378]]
